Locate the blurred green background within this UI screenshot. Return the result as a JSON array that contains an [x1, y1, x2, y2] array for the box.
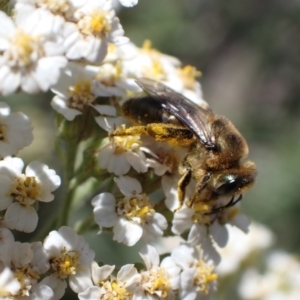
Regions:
[[3, 0, 300, 298]]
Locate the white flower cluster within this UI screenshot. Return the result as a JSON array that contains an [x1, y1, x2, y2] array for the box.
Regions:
[[238, 250, 300, 300], [0, 102, 61, 233], [0, 225, 217, 300], [0, 0, 263, 299], [0, 0, 129, 95]]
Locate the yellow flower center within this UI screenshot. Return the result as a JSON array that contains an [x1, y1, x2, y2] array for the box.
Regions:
[[95, 62, 122, 87], [117, 194, 155, 224], [9, 175, 41, 207], [191, 202, 213, 225], [99, 279, 131, 300], [141, 268, 171, 298], [194, 260, 218, 295], [13, 265, 40, 297], [8, 30, 42, 68], [178, 65, 202, 90], [69, 80, 95, 110], [79, 10, 112, 37], [112, 134, 142, 155], [38, 0, 69, 15], [141, 40, 166, 80], [51, 248, 80, 279]]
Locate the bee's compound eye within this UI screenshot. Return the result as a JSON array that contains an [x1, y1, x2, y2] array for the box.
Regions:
[[215, 175, 241, 196]]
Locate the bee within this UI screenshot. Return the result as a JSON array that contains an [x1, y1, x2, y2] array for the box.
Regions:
[[112, 78, 257, 213]]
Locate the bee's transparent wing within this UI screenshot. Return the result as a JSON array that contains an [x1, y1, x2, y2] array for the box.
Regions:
[[136, 78, 215, 148]]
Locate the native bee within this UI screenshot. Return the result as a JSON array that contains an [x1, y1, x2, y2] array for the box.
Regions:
[[112, 78, 256, 213]]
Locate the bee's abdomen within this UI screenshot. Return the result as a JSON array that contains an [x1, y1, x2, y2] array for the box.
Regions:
[[122, 97, 173, 125]]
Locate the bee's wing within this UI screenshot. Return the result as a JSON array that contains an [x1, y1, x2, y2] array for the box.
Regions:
[[136, 78, 215, 148]]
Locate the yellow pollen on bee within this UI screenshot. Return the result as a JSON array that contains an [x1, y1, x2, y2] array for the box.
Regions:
[[193, 203, 211, 213], [52, 249, 80, 278], [226, 206, 240, 220], [194, 260, 218, 295], [69, 80, 95, 110], [9, 175, 41, 207]]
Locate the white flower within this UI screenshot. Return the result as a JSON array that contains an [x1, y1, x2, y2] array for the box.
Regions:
[[118, 0, 138, 7], [78, 261, 139, 300], [120, 40, 181, 87], [0, 9, 67, 95], [171, 244, 218, 300], [97, 118, 149, 176], [43, 226, 95, 294], [92, 62, 134, 97], [51, 62, 116, 120], [0, 102, 33, 158], [14, 0, 128, 63], [0, 240, 51, 298], [0, 157, 61, 233], [92, 176, 167, 246], [134, 244, 180, 300], [61, 0, 128, 63], [0, 268, 21, 298], [238, 251, 300, 299], [216, 222, 274, 276]]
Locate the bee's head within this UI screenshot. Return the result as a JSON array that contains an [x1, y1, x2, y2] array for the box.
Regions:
[[211, 161, 257, 199]]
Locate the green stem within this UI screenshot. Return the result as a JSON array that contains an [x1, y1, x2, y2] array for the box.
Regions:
[[56, 137, 79, 228]]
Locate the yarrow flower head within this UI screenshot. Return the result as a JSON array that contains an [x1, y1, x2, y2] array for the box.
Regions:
[[51, 62, 117, 121], [92, 176, 168, 246], [0, 232, 51, 299], [0, 268, 21, 298], [78, 262, 140, 300], [43, 226, 95, 295], [0, 9, 67, 95], [238, 251, 300, 300], [0, 157, 61, 233], [15, 0, 129, 63], [171, 244, 218, 300], [135, 244, 180, 300]]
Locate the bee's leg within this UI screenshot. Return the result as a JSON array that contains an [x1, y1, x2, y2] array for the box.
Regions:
[[177, 164, 192, 209], [111, 123, 194, 147], [110, 125, 148, 137], [205, 194, 243, 215], [187, 172, 211, 209]]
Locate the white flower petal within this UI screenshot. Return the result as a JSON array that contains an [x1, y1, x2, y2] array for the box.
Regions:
[[139, 244, 160, 269], [92, 193, 118, 227], [114, 176, 142, 197], [113, 217, 142, 246], [78, 286, 102, 300], [69, 267, 93, 293], [119, 0, 138, 7], [4, 202, 38, 233], [91, 262, 115, 283], [51, 96, 82, 121]]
